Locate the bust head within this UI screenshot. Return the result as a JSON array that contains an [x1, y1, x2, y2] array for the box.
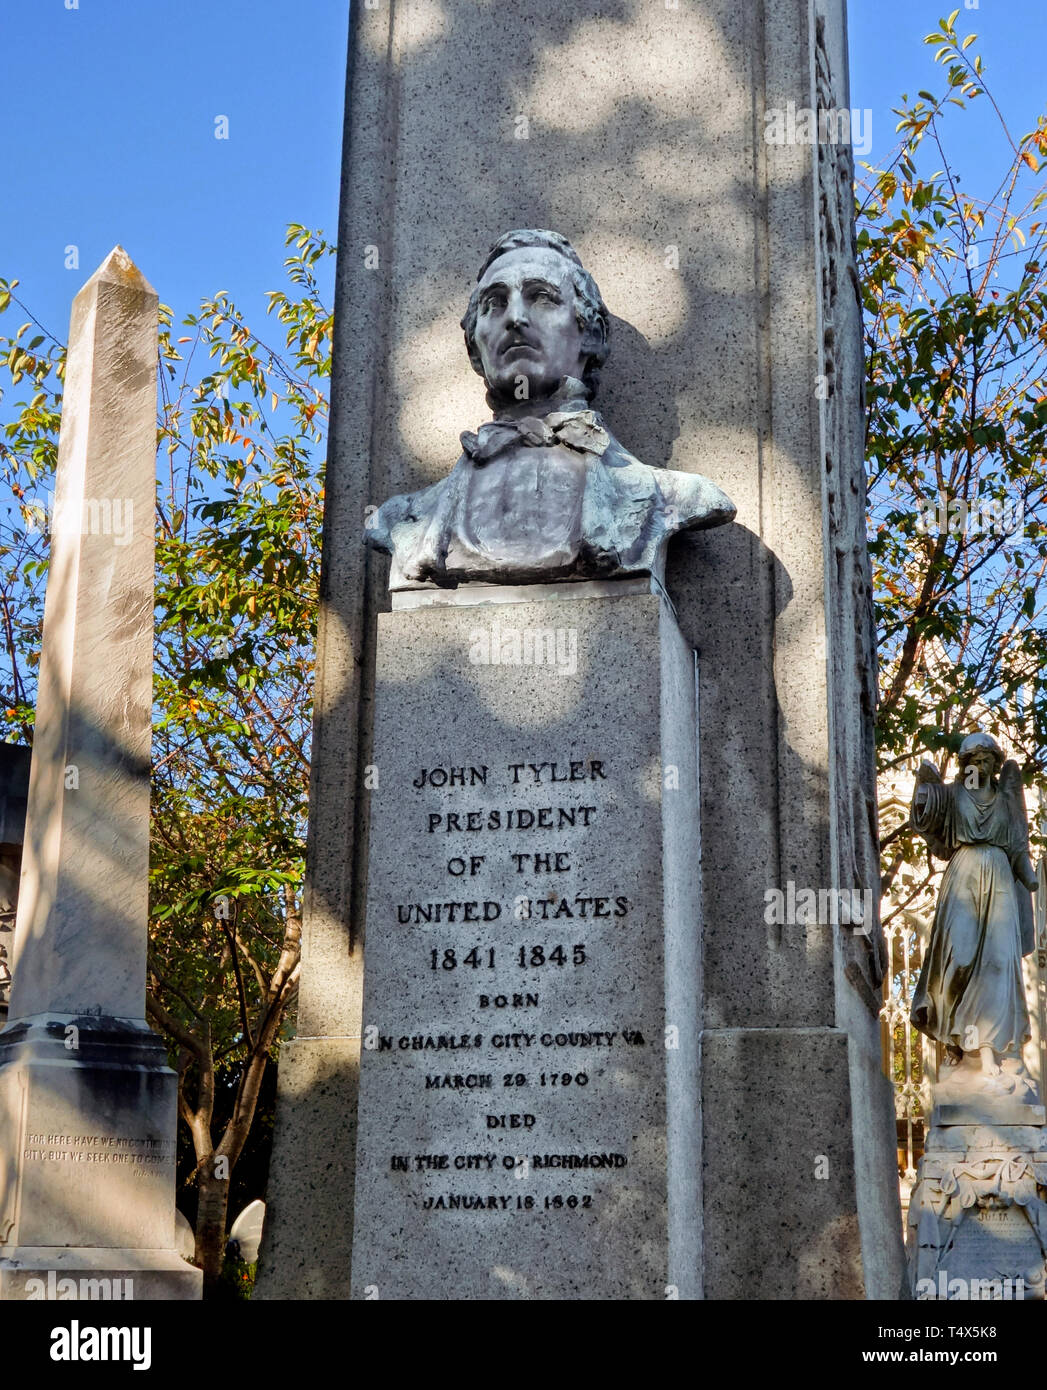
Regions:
[[461, 230, 610, 407]]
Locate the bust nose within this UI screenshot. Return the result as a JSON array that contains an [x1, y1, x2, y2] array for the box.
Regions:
[[505, 288, 528, 329]]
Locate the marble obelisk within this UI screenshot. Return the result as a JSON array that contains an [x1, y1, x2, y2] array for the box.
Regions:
[[0, 248, 200, 1300]]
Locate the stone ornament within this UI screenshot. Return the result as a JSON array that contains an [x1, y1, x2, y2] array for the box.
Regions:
[[910, 731, 1038, 1088], [365, 229, 736, 589], [909, 1143, 1047, 1298]]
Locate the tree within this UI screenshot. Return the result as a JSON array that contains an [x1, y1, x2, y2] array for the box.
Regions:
[[859, 14, 1047, 1168], [0, 225, 332, 1291], [858, 12, 1047, 914]]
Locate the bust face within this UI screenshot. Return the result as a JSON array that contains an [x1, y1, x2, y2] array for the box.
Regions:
[[471, 246, 588, 405]]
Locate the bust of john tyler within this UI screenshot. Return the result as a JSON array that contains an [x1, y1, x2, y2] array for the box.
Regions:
[[365, 229, 736, 589]]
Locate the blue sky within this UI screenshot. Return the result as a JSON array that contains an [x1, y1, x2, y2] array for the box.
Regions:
[[0, 0, 350, 336], [849, 1, 1043, 200], [0, 0, 1040, 341]]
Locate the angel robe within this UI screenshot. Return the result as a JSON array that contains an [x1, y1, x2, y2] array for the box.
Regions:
[[910, 771, 1034, 1056]]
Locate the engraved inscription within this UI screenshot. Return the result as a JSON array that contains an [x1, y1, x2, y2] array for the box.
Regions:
[[22, 1133, 175, 1171], [359, 751, 659, 1229]]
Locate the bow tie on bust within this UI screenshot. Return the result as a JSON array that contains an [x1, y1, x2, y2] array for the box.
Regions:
[[460, 410, 611, 466]]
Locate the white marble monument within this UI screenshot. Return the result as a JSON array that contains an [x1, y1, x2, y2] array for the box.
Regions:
[[907, 733, 1047, 1300], [0, 249, 200, 1301]]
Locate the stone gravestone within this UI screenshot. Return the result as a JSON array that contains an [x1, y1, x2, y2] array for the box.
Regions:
[[257, 0, 906, 1300], [910, 1114, 1047, 1300], [0, 249, 200, 1301], [228, 1199, 266, 1265]]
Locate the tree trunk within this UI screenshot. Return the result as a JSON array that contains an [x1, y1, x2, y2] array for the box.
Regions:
[[195, 1159, 231, 1295]]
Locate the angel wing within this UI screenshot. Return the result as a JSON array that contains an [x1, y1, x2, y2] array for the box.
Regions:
[[999, 760, 1031, 854], [999, 759, 1037, 952], [915, 759, 944, 786], [999, 758, 1025, 798]]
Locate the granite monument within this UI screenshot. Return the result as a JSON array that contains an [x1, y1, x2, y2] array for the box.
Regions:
[[343, 228, 732, 1298], [257, 0, 906, 1302]]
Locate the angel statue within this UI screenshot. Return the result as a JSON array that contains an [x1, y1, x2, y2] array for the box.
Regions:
[[909, 732, 1038, 1082]]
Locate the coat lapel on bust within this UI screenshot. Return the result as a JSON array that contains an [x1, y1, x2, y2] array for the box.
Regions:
[[581, 440, 662, 569], [403, 455, 472, 579]]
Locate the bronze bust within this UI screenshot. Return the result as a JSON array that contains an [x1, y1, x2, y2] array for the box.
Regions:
[[365, 229, 735, 589]]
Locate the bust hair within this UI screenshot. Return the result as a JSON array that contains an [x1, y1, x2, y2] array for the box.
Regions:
[[460, 229, 610, 401]]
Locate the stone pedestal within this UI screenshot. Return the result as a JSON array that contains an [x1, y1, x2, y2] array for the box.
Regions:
[[0, 1019, 196, 1299], [349, 583, 700, 1299], [909, 1110, 1047, 1301]]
